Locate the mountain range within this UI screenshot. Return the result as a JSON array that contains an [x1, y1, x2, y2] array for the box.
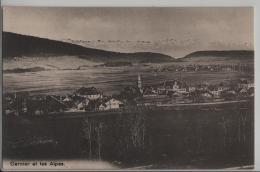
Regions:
[[2, 32, 254, 63], [182, 50, 254, 62], [2, 32, 176, 63]]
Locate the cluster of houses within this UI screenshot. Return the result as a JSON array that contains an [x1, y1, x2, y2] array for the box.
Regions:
[[65, 87, 124, 112], [3, 75, 254, 116], [3, 86, 125, 116], [155, 64, 253, 73], [138, 77, 254, 106]]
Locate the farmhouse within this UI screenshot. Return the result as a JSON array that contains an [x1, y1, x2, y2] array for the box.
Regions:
[[99, 98, 124, 111]]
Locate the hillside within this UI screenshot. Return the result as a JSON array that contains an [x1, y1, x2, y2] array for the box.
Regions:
[[2, 32, 176, 63], [181, 50, 254, 62]]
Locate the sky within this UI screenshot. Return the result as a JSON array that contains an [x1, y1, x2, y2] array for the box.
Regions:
[[3, 7, 254, 57]]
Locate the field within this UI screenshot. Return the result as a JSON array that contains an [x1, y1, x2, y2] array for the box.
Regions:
[[3, 58, 254, 96]]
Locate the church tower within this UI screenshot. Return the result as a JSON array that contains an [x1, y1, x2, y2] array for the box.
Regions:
[[137, 74, 143, 94]]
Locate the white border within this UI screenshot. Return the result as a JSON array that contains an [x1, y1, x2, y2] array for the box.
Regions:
[[1, 0, 259, 171], [0, 0, 258, 7]]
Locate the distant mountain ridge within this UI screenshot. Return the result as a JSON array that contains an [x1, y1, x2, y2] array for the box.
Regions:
[[2, 32, 176, 63], [3, 32, 254, 63], [181, 50, 254, 62]]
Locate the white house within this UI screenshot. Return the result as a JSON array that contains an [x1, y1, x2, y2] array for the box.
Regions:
[[99, 98, 124, 111], [210, 90, 221, 98]]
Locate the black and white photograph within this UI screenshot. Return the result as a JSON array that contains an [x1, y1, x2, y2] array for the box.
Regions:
[[2, 6, 254, 170]]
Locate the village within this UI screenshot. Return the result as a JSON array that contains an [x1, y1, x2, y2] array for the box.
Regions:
[[154, 63, 253, 73], [3, 74, 254, 116]]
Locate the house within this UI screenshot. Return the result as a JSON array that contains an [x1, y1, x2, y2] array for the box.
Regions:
[[221, 90, 237, 100], [196, 84, 209, 91], [189, 87, 196, 92], [99, 98, 124, 111], [248, 83, 254, 88], [65, 97, 91, 112], [239, 83, 254, 89], [240, 88, 248, 93], [159, 80, 188, 94], [143, 86, 158, 97], [75, 87, 102, 100], [76, 99, 90, 111], [201, 92, 213, 98], [62, 95, 76, 108], [237, 79, 254, 89], [171, 81, 180, 90], [63, 96, 72, 102], [210, 90, 221, 98], [248, 87, 254, 97], [239, 88, 248, 97], [172, 91, 183, 97], [176, 88, 188, 94], [157, 87, 167, 95], [217, 86, 229, 92]]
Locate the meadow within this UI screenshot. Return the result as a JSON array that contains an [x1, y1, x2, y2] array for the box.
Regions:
[[3, 60, 254, 96]]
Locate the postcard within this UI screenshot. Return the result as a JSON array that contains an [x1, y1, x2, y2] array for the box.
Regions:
[[2, 7, 254, 170]]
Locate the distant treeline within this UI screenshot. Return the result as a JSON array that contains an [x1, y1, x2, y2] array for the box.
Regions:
[[3, 67, 46, 73]]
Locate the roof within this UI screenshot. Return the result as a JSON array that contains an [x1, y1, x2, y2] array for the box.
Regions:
[[76, 98, 90, 105], [100, 98, 123, 107], [107, 98, 123, 104], [46, 95, 70, 108], [75, 87, 101, 95]]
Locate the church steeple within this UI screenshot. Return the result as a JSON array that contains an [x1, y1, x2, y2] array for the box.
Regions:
[[137, 74, 143, 94]]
